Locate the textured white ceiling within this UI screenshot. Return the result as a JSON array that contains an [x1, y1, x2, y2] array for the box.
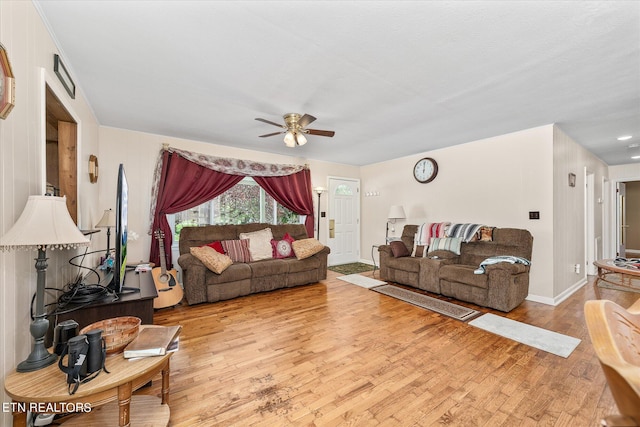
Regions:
[[35, 1, 640, 166]]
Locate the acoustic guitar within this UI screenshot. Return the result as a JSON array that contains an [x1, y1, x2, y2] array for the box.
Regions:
[[152, 229, 184, 309]]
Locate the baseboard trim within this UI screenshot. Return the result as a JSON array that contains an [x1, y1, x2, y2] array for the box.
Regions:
[[526, 277, 588, 306]]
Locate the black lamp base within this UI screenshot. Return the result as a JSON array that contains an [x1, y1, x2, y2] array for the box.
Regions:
[[16, 313, 57, 372], [17, 351, 57, 372]]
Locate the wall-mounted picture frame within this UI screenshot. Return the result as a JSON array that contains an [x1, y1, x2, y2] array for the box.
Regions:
[[54, 54, 75, 99], [89, 155, 99, 183], [568, 173, 576, 187], [0, 43, 15, 120]]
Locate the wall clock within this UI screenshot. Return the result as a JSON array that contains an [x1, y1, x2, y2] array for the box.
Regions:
[[413, 157, 438, 183], [0, 43, 15, 120]]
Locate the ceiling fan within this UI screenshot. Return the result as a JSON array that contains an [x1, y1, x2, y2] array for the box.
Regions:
[[255, 113, 335, 147]]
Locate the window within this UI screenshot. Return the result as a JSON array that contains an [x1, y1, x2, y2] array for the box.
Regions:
[[170, 177, 302, 242], [334, 184, 353, 196]]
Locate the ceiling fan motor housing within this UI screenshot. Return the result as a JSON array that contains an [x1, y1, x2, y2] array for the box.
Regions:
[[284, 113, 302, 130]]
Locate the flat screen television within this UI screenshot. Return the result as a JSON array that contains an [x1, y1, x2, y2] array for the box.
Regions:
[[107, 163, 129, 294]]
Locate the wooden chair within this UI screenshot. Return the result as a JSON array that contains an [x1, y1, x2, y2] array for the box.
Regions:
[[584, 299, 640, 426]]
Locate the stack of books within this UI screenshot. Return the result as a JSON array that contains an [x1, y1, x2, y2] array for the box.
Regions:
[[123, 325, 182, 359]]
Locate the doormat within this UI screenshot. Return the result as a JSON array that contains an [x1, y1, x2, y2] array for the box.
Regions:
[[328, 262, 374, 275], [469, 313, 581, 358], [371, 284, 481, 321], [337, 274, 386, 289]]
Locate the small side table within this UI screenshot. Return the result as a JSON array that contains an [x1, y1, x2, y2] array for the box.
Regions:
[[4, 352, 172, 427], [372, 245, 382, 277]]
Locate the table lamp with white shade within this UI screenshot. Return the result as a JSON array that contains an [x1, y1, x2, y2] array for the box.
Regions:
[[0, 195, 90, 372], [95, 208, 116, 259], [386, 205, 406, 243]]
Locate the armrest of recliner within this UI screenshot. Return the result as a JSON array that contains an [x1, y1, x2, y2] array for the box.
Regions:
[[484, 262, 529, 275], [378, 244, 393, 255], [177, 253, 208, 305]]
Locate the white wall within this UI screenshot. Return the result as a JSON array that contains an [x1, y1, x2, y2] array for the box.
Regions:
[[360, 125, 555, 300], [0, 1, 100, 423], [552, 126, 608, 303], [97, 126, 360, 263], [609, 163, 640, 181]]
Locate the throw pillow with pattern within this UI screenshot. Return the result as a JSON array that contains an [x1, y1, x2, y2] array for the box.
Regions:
[[429, 237, 462, 255], [221, 239, 253, 263], [292, 238, 324, 260], [271, 232, 295, 259], [190, 246, 233, 274]]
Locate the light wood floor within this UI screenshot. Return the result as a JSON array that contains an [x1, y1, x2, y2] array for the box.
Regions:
[[137, 271, 638, 426]]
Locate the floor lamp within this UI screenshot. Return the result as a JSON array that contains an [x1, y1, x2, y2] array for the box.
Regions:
[[0, 196, 90, 372], [314, 187, 326, 239]]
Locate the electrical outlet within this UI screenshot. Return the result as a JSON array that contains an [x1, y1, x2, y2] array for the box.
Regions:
[[529, 211, 540, 220], [574, 264, 580, 274]]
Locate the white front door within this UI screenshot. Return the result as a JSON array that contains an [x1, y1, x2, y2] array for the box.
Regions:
[[327, 178, 360, 266]]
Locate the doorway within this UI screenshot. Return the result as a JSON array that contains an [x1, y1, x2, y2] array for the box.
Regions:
[[327, 177, 360, 266], [618, 180, 640, 257], [45, 84, 78, 223]]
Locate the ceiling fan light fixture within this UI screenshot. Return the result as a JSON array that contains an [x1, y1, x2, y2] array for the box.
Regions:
[[295, 132, 307, 146], [284, 131, 296, 147]]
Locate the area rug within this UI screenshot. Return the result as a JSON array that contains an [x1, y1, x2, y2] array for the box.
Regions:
[[329, 262, 375, 275], [469, 313, 581, 358], [337, 274, 386, 289], [371, 284, 481, 321]]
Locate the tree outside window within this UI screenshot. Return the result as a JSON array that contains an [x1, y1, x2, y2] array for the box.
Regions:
[[172, 177, 300, 241]]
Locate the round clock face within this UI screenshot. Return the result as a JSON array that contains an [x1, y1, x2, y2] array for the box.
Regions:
[[413, 157, 438, 183]]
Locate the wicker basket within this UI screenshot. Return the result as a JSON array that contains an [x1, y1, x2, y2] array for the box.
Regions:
[[80, 316, 141, 354]]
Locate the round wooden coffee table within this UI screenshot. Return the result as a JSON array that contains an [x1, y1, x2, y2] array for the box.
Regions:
[[4, 352, 172, 427], [593, 259, 640, 299]]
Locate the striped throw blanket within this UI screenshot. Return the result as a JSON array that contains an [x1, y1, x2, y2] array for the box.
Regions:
[[415, 222, 450, 245], [413, 222, 450, 257], [446, 223, 484, 243]]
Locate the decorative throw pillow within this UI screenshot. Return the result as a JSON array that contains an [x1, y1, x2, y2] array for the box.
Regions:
[[221, 239, 253, 263], [292, 238, 325, 260], [429, 237, 462, 255], [390, 240, 410, 258], [239, 228, 274, 261], [205, 240, 225, 254], [478, 226, 495, 242], [271, 232, 295, 259], [190, 246, 233, 274]]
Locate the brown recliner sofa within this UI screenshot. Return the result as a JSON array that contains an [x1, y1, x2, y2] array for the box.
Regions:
[[178, 223, 329, 305], [378, 225, 533, 312]]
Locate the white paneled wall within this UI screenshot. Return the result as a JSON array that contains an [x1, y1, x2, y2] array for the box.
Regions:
[[552, 126, 608, 302], [0, 2, 100, 424]]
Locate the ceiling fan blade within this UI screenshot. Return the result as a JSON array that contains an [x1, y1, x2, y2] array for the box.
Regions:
[[305, 129, 335, 137], [298, 114, 316, 128], [259, 131, 285, 138], [255, 118, 285, 128]]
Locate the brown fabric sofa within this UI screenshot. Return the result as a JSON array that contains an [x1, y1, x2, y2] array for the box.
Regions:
[[379, 225, 533, 312], [178, 223, 329, 305]]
